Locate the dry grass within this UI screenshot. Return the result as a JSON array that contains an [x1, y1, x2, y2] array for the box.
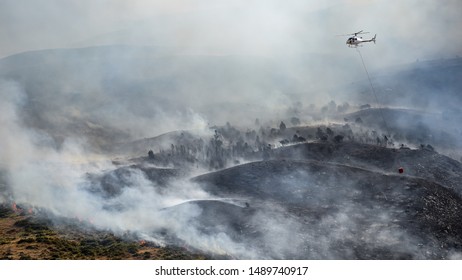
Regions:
[[0, 204, 206, 260]]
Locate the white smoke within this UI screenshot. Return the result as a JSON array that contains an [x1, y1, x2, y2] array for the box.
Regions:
[[0, 80, 234, 255]]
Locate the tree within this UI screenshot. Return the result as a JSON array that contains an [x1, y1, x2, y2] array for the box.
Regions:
[[255, 118, 260, 126], [333, 135, 344, 143], [148, 150, 155, 159], [326, 127, 334, 137], [279, 121, 286, 131], [337, 102, 350, 113], [209, 130, 224, 169], [316, 127, 325, 139], [292, 134, 306, 143]]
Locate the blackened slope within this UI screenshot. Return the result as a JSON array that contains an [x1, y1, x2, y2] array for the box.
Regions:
[[268, 142, 462, 195], [192, 159, 462, 259], [165, 200, 256, 239]]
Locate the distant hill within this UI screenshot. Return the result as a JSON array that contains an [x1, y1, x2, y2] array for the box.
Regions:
[[2, 46, 460, 152], [350, 57, 462, 110], [0, 46, 301, 150], [344, 107, 462, 151]]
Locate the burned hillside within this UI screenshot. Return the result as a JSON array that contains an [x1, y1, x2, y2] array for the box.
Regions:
[[2, 94, 462, 259], [1, 44, 462, 260], [191, 159, 462, 259], [30, 114, 458, 259]]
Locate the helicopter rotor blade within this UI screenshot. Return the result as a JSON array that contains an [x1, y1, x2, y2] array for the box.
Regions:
[[337, 30, 369, 36], [337, 32, 359, 36], [355, 30, 370, 36]]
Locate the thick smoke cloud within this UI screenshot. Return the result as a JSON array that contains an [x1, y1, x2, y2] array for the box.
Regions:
[[0, 80, 229, 254], [1, 0, 460, 137], [2, 0, 461, 63], [0, 82, 297, 258]]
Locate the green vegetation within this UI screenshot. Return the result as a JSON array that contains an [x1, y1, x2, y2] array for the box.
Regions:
[[0, 205, 13, 218]]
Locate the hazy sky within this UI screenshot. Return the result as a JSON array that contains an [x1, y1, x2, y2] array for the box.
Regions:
[[1, 0, 461, 65], [1, 0, 461, 133]]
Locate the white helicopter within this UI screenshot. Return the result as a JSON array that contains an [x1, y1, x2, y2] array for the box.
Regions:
[[342, 30, 376, 47]]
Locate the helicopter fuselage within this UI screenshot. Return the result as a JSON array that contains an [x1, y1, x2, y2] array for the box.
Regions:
[[346, 34, 376, 47]]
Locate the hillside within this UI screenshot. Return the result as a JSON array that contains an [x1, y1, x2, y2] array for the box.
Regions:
[[3, 124, 462, 259], [1, 46, 462, 260], [191, 158, 462, 259], [0, 204, 207, 260], [4, 138, 460, 259]]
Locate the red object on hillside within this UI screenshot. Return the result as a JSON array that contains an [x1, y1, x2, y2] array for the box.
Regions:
[[398, 167, 404, 174]]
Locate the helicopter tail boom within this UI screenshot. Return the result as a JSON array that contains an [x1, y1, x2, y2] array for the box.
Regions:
[[362, 34, 377, 44]]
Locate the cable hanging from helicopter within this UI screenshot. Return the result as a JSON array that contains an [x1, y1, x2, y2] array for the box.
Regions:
[[340, 30, 403, 174]]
